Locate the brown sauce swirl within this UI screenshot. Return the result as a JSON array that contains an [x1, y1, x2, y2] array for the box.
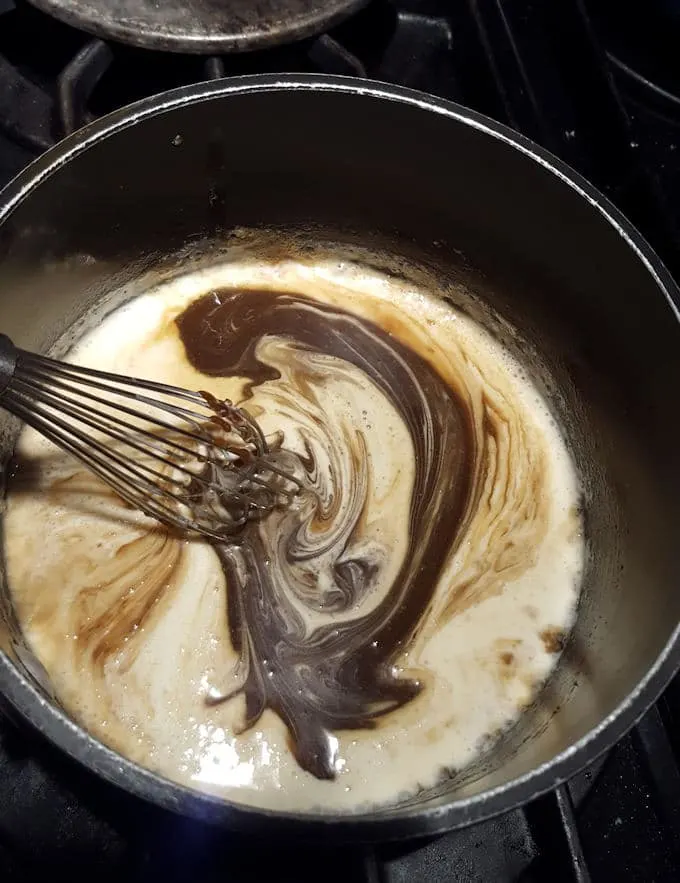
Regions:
[[175, 289, 474, 779]]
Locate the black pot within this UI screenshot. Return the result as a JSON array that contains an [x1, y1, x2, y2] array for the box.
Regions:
[[0, 75, 679, 841]]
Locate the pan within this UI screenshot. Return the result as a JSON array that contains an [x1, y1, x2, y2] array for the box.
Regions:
[[0, 75, 679, 841]]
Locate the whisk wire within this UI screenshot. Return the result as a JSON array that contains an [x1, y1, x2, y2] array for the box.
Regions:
[[0, 342, 301, 540], [18, 360, 217, 450], [10, 373, 217, 478], [4, 389, 255, 537], [5, 391, 198, 506], [21, 351, 209, 405], [19, 352, 274, 469]]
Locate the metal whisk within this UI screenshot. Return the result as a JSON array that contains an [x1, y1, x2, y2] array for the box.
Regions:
[[0, 334, 302, 541]]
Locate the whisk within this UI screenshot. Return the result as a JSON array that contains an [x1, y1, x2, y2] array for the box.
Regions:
[[0, 334, 302, 541]]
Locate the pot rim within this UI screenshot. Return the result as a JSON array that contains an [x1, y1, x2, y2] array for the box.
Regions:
[[0, 74, 679, 841]]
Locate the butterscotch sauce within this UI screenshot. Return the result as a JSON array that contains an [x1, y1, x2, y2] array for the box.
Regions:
[[4, 239, 583, 812]]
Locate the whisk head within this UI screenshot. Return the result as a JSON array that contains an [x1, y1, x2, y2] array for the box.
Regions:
[[1, 347, 302, 541]]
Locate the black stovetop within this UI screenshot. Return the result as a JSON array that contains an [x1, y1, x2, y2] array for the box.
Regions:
[[1, 1, 680, 880]]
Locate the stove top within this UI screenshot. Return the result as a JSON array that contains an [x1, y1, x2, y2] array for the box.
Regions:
[[1, 1, 680, 880]]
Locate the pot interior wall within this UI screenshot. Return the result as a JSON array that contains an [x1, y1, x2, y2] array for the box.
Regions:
[[0, 85, 679, 811]]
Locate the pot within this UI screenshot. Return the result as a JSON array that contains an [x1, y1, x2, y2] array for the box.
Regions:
[[0, 75, 679, 841]]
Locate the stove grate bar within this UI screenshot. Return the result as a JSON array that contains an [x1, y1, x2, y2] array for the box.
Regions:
[[633, 709, 680, 856], [524, 784, 592, 882], [57, 38, 112, 136]]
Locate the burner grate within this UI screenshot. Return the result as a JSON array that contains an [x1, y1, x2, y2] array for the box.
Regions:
[[0, 1, 459, 144]]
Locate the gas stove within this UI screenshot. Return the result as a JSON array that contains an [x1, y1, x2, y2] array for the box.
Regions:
[[1, 1, 680, 880]]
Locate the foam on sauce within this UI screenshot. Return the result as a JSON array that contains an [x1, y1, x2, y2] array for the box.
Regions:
[[4, 246, 583, 812]]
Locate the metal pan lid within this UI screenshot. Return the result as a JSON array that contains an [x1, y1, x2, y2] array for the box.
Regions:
[[27, 0, 370, 53]]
